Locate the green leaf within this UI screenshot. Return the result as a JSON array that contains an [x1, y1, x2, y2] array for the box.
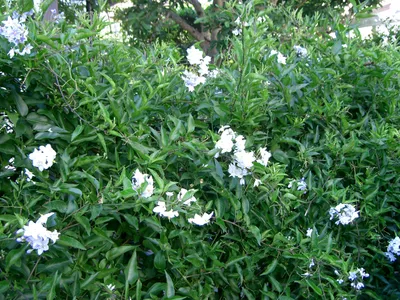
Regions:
[[71, 125, 84, 141], [187, 114, 195, 133], [272, 150, 289, 164], [57, 235, 87, 250], [154, 251, 166, 270], [71, 271, 81, 298], [6, 245, 27, 271], [332, 40, 342, 55], [136, 279, 142, 300], [165, 271, 175, 297], [268, 275, 282, 293], [0, 281, 10, 294], [74, 214, 91, 235], [47, 270, 59, 300], [249, 225, 262, 245], [125, 249, 139, 284], [170, 120, 183, 141], [81, 272, 99, 289], [106, 245, 135, 261], [12, 92, 28, 116], [261, 259, 278, 276], [306, 279, 322, 296]]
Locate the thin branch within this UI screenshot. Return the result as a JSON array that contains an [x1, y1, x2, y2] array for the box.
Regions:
[[45, 63, 102, 132]]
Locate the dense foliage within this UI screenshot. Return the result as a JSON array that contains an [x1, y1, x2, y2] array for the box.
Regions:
[[115, 0, 382, 53], [1, 1, 400, 299]]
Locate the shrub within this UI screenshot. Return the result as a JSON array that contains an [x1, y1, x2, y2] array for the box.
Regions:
[[0, 2, 399, 299]]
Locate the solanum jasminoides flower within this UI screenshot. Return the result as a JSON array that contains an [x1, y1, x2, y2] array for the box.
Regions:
[[188, 212, 214, 226], [28, 144, 57, 171], [132, 169, 154, 198], [16, 212, 59, 255], [329, 203, 359, 225]]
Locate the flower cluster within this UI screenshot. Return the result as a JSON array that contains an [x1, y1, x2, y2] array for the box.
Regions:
[[29, 144, 57, 171], [50, 9, 65, 24], [132, 169, 154, 198], [16, 213, 59, 255], [293, 45, 308, 58], [232, 17, 249, 36], [5, 157, 16, 171], [385, 236, 400, 262], [329, 203, 359, 225], [181, 46, 217, 92], [153, 201, 179, 219], [0, 11, 33, 58], [152, 187, 213, 225], [270, 50, 287, 65], [348, 268, 369, 290], [214, 125, 271, 185]]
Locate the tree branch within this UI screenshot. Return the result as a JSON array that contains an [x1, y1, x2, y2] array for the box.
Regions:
[[166, 10, 209, 42], [188, 0, 206, 33], [189, 0, 205, 18]]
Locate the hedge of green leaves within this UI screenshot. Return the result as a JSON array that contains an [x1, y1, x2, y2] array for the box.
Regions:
[[1, 2, 400, 300]]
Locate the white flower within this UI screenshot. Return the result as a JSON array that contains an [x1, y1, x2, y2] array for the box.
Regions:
[[386, 236, 400, 261], [181, 70, 206, 92], [215, 126, 236, 154], [348, 271, 357, 281], [306, 228, 313, 237], [234, 17, 249, 27], [302, 272, 312, 277], [257, 147, 272, 166], [16, 212, 59, 255], [235, 135, 246, 152], [166, 192, 174, 198], [386, 251, 396, 262], [186, 46, 204, 65], [257, 16, 266, 23], [198, 56, 211, 76], [270, 50, 287, 65], [153, 201, 179, 219], [329, 203, 359, 225], [234, 150, 256, 170], [208, 69, 219, 78], [107, 284, 115, 291], [309, 259, 315, 268], [177, 188, 197, 206], [232, 28, 242, 36], [20, 43, 33, 55], [28, 144, 57, 171], [8, 48, 15, 58], [288, 178, 307, 193], [358, 268, 369, 278], [132, 169, 154, 198], [5, 157, 16, 171], [24, 168, 34, 182], [337, 279, 344, 284], [253, 179, 262, 187], [162, 209, 179, 219], [188, 212, 214, 226], [153, 201, 166, 214], [228, 163, 249, 181], [293, 45, 308, 57], [0, 15, 28, 46]]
